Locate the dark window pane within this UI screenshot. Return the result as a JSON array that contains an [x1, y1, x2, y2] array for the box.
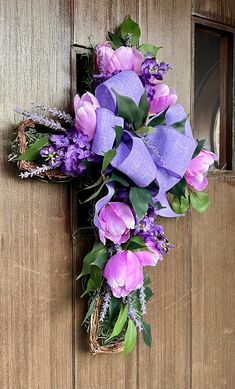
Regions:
[[194, 25, 233, 170]]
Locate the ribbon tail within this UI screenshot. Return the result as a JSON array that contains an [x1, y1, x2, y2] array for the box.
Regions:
[[93, 182, 115, 228]]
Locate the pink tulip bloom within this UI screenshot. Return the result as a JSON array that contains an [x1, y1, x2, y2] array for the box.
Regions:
[[96, 43, 144, 76], [74, 92, 100, 141], [104, 249, 159, 298], [98, 202, 135, 245], [150, 83, 177, 114], [135, 239, 163, 266], [185, 149, 218, 191]]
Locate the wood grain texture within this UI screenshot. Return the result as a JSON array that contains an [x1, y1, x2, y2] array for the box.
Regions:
[[138, 2, 192, 388], [193, 0, 235, 27], [191, 175, 235, 389], [72, 2, 139, 388], [0, 1, 73, 388]]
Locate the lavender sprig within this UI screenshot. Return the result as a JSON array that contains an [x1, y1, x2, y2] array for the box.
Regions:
[[19, 164, 52, 178], [127, 296, 143, 331], [15, 108, 66, 132], [139, 285, 147, 315], [99, 290, 112, 322], [31, 103, 75, 125]]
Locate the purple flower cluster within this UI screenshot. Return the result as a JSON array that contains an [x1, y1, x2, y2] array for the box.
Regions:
[[40, 129, 93, 177], [141, 56, 170, 101], [135, 211, 174, 256]]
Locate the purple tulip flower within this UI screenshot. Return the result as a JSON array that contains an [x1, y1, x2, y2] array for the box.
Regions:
[[96, 42, 144, 76], [185, 149, 218, 191], [149, 83, 177, 114], [103, 249, 159, 298], [98, 202, 135, 245], [74, 92, 100, 141]]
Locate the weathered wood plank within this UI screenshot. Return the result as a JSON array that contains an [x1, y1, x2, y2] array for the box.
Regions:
[[0, 1, 73, 388], [191, 175, 235, 389], [138, 1, 192, 388], [193, 0, 235, 27]]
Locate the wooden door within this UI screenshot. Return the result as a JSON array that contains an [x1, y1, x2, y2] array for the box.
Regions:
[[0, 1, 234, 389]]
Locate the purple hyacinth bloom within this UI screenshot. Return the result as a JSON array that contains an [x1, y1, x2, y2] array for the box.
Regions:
[[50, 134, 69, 147], [62, 144, 87, 177], [40, 144, 63, 168], [141, 56, 171, 102]]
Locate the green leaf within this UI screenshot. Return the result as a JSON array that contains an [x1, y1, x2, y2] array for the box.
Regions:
[[171, 118, 187, 134], [155, 201, 166, 210], [192, 139, 207, 158], [77, 242, 108, 279], [136, 126, 154, 136], [18, 136, 49, 161], [114, 125, 123, 147], [144, 272, 151, 286], [169, 177, 186, 198], [137, 91, 149, 128], [141, 321, 152, 347], [109, 296, 122, 323], [109, 171, 130, 187], [145, 286, 154, 302], [102, 149, 116, 171], [82, 176, 103, 191], [81, 179, 108, 203], [148, 108, 168, 127], [82, 298, 96, 325], [126, 235, 147, 251], [190, 191, 210, 213], [81, 266, 103, 297], [108, 31, 125, 49], [107, 303, 128, 341], [112, 89, 140, 126], [124, 319, 137, 357], [120, 16, 141, 46], [139, 44, 162, 57], [129, 187, 153, 220], [171, 194, 190, 214]]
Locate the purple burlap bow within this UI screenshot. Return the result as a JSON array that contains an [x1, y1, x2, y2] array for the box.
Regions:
[[92, 70, 197, 219]]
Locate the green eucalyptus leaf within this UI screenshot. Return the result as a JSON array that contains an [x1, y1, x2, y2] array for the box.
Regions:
[[129, 187, 154, 220], [190, 191, 210, 213], [124, 319, 137, 357], [141, 320, 152, 347], [112, 89, 140, 126], [18, 136, 49, 161], [114, 125, 123, 147], [102, 149, 116, 171], [171, 194, 190, 214], [107, 303, 128, 341], [120, 16, 141, 46], [139, 44, 162, 57], [108, 31, 125, 49], [192, 139, 207, 158]]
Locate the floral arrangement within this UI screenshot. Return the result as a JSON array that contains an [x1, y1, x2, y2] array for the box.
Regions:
[[9, 17, 217, 356]]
